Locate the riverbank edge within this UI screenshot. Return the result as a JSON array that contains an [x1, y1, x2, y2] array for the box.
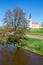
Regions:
[[15, 45, 43, 57], [0, 37, 43, 57]]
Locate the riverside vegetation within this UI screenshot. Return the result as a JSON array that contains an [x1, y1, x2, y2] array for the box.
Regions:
[[0, 28, 43, 55], [7, 36, 43, 55]]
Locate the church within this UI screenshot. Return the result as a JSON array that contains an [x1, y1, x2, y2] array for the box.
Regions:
[[28, 14, 40, 28]]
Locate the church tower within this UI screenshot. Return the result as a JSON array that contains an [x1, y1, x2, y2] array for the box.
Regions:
[[28, 13, 32, 28]]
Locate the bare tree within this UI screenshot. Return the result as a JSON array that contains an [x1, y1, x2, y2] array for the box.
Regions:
[[3, 8, 27, 45], [12, 8, 27, 35]]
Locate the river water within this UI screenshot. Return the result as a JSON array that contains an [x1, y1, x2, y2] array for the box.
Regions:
[[0, 44, 43, 65]]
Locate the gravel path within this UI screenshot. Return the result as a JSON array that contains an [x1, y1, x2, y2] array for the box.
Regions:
[[25, 34, 43, 40]]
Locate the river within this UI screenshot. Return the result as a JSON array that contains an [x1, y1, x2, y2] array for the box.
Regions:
[[0, 44, 43, 65]]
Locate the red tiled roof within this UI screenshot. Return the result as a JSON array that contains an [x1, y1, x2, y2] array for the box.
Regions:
[[32, 22, 38, 24]]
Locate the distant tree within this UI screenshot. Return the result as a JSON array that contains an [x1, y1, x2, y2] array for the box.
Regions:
[[41, 22, 43, 26]]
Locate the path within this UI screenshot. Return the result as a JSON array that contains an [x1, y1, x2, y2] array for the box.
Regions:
[[25, 34, 43, 40]]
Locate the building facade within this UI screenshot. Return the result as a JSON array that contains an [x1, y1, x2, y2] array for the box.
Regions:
[[28, 14, 40, 28]]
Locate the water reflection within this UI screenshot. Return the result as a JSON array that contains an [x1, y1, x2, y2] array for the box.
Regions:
[[0, 44, 43, 65]]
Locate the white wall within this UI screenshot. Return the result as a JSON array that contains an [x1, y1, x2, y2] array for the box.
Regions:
[[32, 24, 40, 28], [29, 18, 32, 28]]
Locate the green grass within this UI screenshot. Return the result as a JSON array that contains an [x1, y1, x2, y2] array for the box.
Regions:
[[26, 28, 43, 36], [20, 37, 43, 55]]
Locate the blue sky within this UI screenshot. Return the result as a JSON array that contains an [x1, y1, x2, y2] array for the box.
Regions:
[[0, 0, 43, 26]]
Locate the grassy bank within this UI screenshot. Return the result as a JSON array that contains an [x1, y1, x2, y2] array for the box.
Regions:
[[19, 37, 43, 55], [26, 28, 43, 36], [0, 36, 43, 55]]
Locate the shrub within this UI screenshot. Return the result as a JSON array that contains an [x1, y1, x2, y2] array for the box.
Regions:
[[7, 35, 23, 45], [7, 35, 16, 44]]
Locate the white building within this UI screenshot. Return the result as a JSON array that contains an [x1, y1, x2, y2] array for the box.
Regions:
[[28, 14, 40, 28]]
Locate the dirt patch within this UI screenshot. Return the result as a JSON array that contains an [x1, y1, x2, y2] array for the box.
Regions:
[[25, 34, 43, 40]]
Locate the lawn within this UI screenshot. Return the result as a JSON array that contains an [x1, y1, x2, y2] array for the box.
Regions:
[[19, 37, 43, 55], [26, 28, 43, 36]]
